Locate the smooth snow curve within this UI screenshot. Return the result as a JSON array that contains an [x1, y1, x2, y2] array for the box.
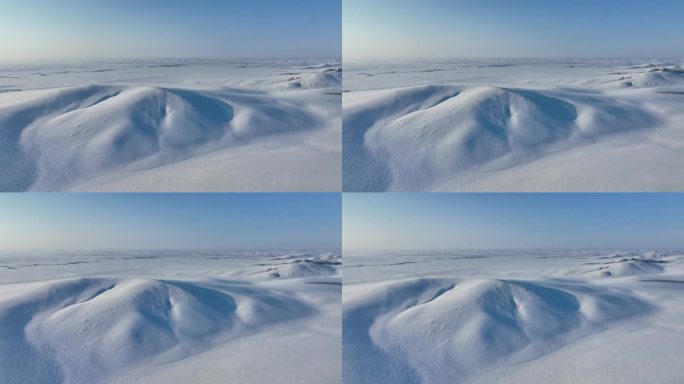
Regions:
[[0, 59, 341, 192], [0, 250, 341, 384], [343, 59, 684, 191], [286, 68, 343, 89], [343, 250, 684, 384], [1, 277, 309, 384], [615, 67, 684, 88]]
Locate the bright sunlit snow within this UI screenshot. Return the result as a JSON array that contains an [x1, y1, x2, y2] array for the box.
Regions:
[[0, 250, 341, 384], [343, 58, 684, 191], [0, 59, 341, 192], [343, 249, 684, 384]]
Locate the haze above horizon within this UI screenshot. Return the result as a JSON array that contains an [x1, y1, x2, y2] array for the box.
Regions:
[[344, 0, 684, 59], [0, 0, 341, 60]]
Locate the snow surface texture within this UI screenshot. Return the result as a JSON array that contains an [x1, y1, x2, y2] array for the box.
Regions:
[[0, 59, 341, 192], [343, 250, 684, 384], [0, 250, 341, 384], [343, 59, 684, 191]]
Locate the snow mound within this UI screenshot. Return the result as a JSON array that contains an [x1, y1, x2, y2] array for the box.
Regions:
[[565, 252, 670, 278], [254, 258, 341, 280], [286, 68, 342, 89], [0, 85, 319, 191], [302, 68, 342, 89], [616, 67, 684, 88], [343, 278, 650, 384], [0, 277, 311, 384], [344, 85, 659, 191], [587, 258, 666, 278]]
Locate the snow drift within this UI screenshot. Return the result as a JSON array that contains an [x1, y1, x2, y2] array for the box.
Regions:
[[343, 250, 684, 383], [0, 250, 342, 384], [0, 84, 329, 191], [285, 68, 342, 89], [0, 277, 313, 384], [343, 277, 651, 384], [0, 59, 342, 192], [343, 58, 684, 192], [344, 85, 658, 191], [583, 255, 668, 278], [253, 259, 342, 280], [614, 67, 684, 88]]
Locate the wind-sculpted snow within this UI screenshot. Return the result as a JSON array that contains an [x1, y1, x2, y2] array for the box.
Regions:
[[251, 258, 342, 280], [344, 277, 650, 384], [0, 59, 341, 192], [0, 277, 312, 384], [343, 58, 684, 192], [343, 250, 684, 383], [0, 250, 341, 384], [344, 85, 658, 191], [573, 252, 669, 278], [284, 68, 342, 89], [0, 85, 327, 191], [613, 67, 684, 88]]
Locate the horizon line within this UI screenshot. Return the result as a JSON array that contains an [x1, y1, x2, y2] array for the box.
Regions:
[[343, 56, 684, 61], [344, 247, 683, 252], [0, 56, 342, 63]]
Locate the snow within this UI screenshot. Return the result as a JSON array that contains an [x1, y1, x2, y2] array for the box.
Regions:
[[0, 250, 341, 384], [0, 59, 341, 192], [287, 68, 342, 89], [343, 249, 684, 383], [343, 58, 684, 191]]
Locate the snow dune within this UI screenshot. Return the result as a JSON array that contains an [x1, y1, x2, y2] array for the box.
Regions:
[[581, 255, 668, 278], [343, 250, 684, 383], [344, 84, 657, 191], [284, 68, 342, 89], [0, 60, 341, 191], [614, 67, 684, 88], [1, 85, 315, 191], [343, 59, 684, 191], [344, 278, 649, 384], [0, 250, 341, 384], [0, 277, 310, 384], [251, 258, 342, 280]]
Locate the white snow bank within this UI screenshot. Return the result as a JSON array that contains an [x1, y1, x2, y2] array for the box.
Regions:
[[550, 251, 672, 278], [343, 277, 651, 384], [343, 85, 658, 191], [583, 256, 667, 278], [284, 68, 342, 89], [614, 67, 684, 88], [216, 252, 342, 281], [0, 84, 333, 191], [253, 259, 342, 280], [0, 277, 312, 384]]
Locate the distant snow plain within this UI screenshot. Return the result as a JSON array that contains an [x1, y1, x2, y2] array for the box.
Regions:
[[0, 59, 341, 192], [343, 59, 684, 191], [343, 249, 684, 384], [0, 250, 341, 384]]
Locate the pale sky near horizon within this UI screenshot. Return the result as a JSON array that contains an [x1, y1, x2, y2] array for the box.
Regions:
[[344, 0, 684, 59], [0, 194, 341, 251], [0, 0, 341, 60], [344, 194, 684, 250]]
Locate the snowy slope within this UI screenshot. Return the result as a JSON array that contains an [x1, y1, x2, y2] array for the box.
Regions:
[[0, 59, 341, 192], [343, 59, 684, 191], [343, 250, 684, 384], [0, 250, 341, 384]]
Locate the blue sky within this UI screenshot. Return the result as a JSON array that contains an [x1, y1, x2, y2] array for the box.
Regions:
[[0, 0, 341, 59], [344, 0, 684, 58], [344, 194, 684, 250], [0, 194, 341, 250]]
